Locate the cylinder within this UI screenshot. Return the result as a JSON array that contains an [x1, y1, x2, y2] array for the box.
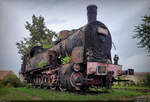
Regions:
[[87, 4, 97, 23]]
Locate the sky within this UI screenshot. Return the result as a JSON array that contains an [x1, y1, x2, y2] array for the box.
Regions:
[[0, 0, 150, 75]]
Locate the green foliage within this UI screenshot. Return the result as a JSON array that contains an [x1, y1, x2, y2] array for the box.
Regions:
[[61, 53, 71, 65], [5, 83, 13, 88], [133, 15, 150, 55], [142, 74, 150, 87], [38, 61, 47, 68], [1, 74, 22, 88], [16, 14, 58, 58], [40, 38, 52, 48], [0, 81, 4, 88]]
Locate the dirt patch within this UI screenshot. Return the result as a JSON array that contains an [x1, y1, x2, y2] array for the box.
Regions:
[[134, 95, 150, 102], [15, 90, 42, 100]]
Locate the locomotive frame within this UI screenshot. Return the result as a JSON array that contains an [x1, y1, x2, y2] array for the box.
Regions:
[[20, 5, 134, 92]]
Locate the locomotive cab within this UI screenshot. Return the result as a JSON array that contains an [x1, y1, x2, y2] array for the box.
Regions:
[[47, 50, 57, 67]]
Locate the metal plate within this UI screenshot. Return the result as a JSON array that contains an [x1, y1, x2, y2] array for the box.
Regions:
[[87, 62, 122, 76], [96, 66, 107, 75], [71, 46, 84, 63]]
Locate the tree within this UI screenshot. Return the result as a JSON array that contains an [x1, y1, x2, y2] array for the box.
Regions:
[[133, 15, 150, 55], [16, 15, 58, 58]]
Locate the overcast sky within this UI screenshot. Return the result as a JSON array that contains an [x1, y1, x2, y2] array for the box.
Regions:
[[0, 0, 150, 75]]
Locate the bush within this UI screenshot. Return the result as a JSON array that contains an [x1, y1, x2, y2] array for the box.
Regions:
[[143, 74, 150, 87], [0, 81, 4, 88], [5, 83, 13, 88], [1, 74, 22, 88]]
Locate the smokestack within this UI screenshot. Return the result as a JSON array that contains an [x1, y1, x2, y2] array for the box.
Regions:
[[87, 4, 97, 23]]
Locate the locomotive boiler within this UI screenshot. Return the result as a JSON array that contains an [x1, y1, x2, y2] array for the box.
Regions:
[[20, 5, 134, 91]]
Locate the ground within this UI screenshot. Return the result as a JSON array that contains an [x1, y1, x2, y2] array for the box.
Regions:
[[0, 86, 150, 101]]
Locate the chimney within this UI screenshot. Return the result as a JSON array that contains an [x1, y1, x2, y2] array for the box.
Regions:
[[87, 4, 97, 23]]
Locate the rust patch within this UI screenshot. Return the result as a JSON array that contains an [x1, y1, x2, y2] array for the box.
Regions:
[[61, 40, 66, 50], [47, 50, 57, 65], [70, 72, 84, 90], [62, 64, 71, 75], [59, 30, 70, 39], [71, 46, 84, 63], [87, 62, 122, 76], [87, 77, 101, 85]]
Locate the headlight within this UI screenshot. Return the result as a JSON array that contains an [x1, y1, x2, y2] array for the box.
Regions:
[[97, 27, 108, 36]]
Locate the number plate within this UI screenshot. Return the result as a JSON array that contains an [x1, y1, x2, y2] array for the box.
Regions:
[[96, 66, 107, 75]]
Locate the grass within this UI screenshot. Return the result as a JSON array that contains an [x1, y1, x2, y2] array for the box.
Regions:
[[112, 85, 150, 90], [0, 86, 150, 101]]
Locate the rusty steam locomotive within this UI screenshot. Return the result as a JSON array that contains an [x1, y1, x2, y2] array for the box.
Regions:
[[20, 5, 134, 91]]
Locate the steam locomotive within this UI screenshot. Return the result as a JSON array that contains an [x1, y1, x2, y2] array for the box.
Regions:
[[20, 5, 134, 91]]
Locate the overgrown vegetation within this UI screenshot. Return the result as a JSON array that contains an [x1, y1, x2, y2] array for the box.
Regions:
[[16, 15, 58, 59], [60, 53, 71, 65], [0, 74, 22, 88], [115, 76, 136, 86], [38, 61, 47, 68], [114, 74, 150, 87]]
